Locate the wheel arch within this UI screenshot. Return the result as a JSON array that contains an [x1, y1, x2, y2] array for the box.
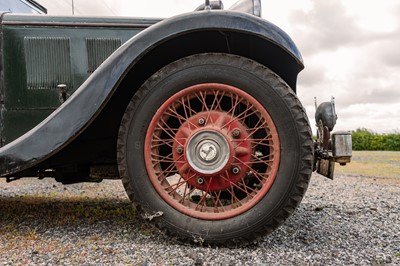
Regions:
[[121, 30, 303, 96], [0, 11, 304, 177], [121, 12, 304, 94]]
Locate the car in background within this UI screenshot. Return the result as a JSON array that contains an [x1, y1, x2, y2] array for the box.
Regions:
[[0, 0, 47, 14]]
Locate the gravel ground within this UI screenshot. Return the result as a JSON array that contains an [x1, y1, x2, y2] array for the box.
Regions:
[[0, 173, 399, 265]]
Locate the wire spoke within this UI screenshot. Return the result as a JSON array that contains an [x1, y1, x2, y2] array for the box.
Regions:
[[233, 137, 273, 150], [179, 183, 197, 204], [155, 162, 177, 182], [195, 191, 208, 212], [180, 97, 191, 120], [205, 90, 219, 124], [209, 190, 226, 211], [151, 136, 175, 149], [214, 90, 226, 112], [233, 157, 267, 183], [166, 106, 198, 130], [224, 95, 244, 124], [169, 105, 186, 125], [197, 91, 210, 113], [245, 121, 267, 140], [223, 104, 256, 129], [220, 171, 254, 198], [155, 121, 184, 146], [166, 172, 196, 195], [228, 184, 243, 208], [185, 94, 195, 118], [151, 151, 174, 161], [251, 153, 274, 162]]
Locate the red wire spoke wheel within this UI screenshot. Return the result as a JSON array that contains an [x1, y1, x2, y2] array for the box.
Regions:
[[145, 83, 280, 220], [118, 54, 313, 244]]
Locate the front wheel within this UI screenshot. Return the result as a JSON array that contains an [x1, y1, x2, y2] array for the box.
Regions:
[[118, 53, 313, 245]]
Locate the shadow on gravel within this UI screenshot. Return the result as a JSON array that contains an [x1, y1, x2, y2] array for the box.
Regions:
[[0, 196, 359, 248], [0, 195, 169, 247], [0, 196, 137, 227], [0, 196, 352, 242], [0, 195, 331, 248]]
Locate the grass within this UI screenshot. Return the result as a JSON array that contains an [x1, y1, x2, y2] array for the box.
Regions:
[[0, 180, 151, 256], [334, 151, 400, 178], [0, 196, 136, 226], [0, 195, 141, 257]]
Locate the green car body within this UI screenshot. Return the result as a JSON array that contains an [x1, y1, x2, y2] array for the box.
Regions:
[[1, 14, 159, 145]]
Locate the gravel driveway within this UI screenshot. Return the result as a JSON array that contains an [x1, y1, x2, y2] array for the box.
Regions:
[[1, 173, 399, 265]]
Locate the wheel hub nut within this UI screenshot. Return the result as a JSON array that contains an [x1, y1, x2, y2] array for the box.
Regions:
[[197, 177, 204, 184], [232, 167, 240, 175], [232, 128, 241, 138], [198, 117, 206, 126], [176, 146, 184, 154]]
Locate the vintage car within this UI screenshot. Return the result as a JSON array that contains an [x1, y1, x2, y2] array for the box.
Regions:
[[0, 0, 351, 244]]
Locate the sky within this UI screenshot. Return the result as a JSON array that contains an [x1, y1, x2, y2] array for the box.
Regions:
[[36, 0, 400, 133]]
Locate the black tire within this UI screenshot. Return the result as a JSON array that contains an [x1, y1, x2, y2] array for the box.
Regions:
[[117, 53, 313, 245]]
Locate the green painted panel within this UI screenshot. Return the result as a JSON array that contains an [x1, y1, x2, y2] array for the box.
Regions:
[[25, 37, 72, 90], [86, 38, 122, 74], [2, 26, 142, 110]]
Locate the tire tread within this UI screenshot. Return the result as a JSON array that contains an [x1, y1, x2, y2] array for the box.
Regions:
[[117, 53, 313, 245]]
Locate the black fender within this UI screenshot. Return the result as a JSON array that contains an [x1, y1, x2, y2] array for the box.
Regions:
[[0, 10, 304, 177]]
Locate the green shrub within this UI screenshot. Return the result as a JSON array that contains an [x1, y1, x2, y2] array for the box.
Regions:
[[384, 133, 400, 151], [352, 128, 400, 151]]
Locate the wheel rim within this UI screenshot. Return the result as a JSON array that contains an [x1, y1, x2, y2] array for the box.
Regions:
[[144, 83, 280, 220]]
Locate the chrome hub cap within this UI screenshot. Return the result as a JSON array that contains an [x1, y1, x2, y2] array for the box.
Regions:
[[199, 142, 218, 162], [186, 130, 231, 175]]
